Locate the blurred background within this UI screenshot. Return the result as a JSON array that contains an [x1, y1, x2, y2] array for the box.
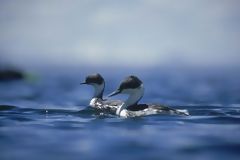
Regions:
[[1, 1, 240, 160], [1, 0, 240, 71]]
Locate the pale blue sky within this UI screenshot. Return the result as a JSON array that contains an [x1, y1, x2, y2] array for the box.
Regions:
[[0, 0, 240, 69]]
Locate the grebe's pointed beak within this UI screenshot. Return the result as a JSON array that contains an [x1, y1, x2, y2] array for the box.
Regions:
[[108, 89, 121, 97], [80, 82, 87, 85]]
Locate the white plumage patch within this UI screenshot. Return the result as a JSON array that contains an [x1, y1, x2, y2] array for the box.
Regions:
[[89, 98, 98, 107]]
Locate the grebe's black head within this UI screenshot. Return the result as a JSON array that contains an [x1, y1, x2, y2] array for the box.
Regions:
[[108, 75, 143, 97], [80, 73, 104, 85], [81, 73, 105, 99]]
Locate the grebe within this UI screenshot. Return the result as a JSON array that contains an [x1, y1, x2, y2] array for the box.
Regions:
[[108, 75, 189, 118], [81, 73, 122, 113]]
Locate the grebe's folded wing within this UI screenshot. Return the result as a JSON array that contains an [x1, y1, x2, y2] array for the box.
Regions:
[[148, 104, 189, 116], [127, 104, 148, 111]]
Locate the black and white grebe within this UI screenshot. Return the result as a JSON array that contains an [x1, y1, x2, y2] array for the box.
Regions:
[[108, 75, 189, 118], [81, 73, 122, 113]]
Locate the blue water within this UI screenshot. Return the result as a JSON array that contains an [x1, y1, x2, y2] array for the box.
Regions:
[[0, 67, 240, 160]]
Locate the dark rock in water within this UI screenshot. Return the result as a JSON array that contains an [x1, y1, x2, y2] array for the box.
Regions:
[[0, 69, 24, 81], [0, 105, 17, 110]]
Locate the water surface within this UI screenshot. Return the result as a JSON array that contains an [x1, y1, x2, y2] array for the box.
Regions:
[[0, 68, 240, 160]]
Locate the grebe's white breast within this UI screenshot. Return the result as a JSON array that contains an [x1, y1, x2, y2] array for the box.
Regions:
[[90, 98, 98, 107], [90, 98, 123, 113]]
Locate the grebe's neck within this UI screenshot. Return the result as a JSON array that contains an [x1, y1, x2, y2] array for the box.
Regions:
[[116, 84, 144, 115], [93, 83, 105, 99]]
